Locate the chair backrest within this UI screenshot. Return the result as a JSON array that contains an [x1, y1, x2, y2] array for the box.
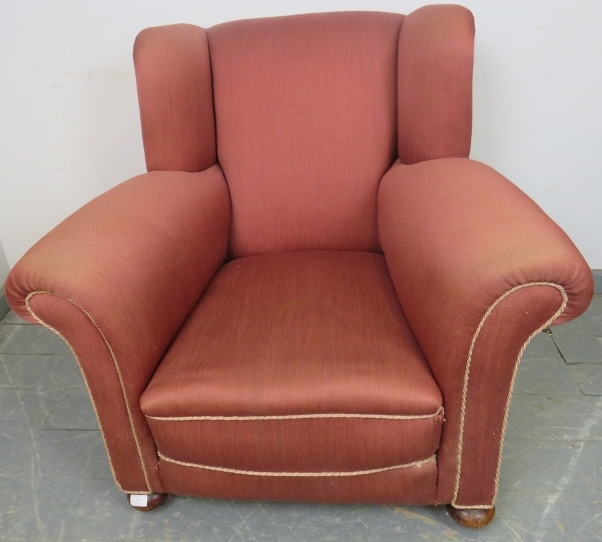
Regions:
[[134, 7, 474, 259], [208, 12, 402, 258]]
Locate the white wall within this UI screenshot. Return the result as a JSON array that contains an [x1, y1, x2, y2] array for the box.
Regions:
[[0, 238, 9, 287], [1, 0, 601, 267]]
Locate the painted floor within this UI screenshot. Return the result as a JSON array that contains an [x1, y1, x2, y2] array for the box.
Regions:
[[1, 297, 601, 541]]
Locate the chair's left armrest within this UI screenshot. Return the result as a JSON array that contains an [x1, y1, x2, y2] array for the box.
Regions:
[[378, 158, 593, 508], [5, 165, 230, 493]]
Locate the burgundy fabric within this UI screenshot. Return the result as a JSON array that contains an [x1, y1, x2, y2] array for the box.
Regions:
[[451, 285, 565, 506], [159, 459, 438, 505], [397, 5, 474, 164], [6, 7, 595, 509], [148, 416, 442, 474], [6, 166, 231, 492], [378, 158, 593, 505], [142, 251, 442, 480], [134, 24, 216, 172], [207, 12, 403, 257], [28, 293, 160, 492], [143, 251, 441, 417]]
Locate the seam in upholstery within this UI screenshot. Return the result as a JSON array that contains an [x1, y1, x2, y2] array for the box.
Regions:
[[157, 451, 435, 477], [25, 291, 152, 494], [451, 282, 567, 509], [146, 406, 443, 422]]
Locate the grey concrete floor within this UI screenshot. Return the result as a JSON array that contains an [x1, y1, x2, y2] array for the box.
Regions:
[[1, 298, 602, 542]]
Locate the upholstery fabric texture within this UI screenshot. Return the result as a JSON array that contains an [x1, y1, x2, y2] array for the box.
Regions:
[[208, 12, 403, 257], [134, 24, 216, 172], [4, 6, 595, 512], [158, 458, 438, 504], [6, 166, 231, 493], [142, 251, 442, 475], [397, 5, 474, 163], [378, 158, 593, 505]]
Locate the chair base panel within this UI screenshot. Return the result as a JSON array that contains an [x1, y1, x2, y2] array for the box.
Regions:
[[446, 505, 495, 528], [157, 457, 437, 504]]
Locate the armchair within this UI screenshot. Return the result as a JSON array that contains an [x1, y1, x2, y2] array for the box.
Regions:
[[5, 5, 593, 529]]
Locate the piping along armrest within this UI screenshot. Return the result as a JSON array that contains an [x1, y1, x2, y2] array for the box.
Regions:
[[5, 165, 231, 493], [378, 158, 593, 508]]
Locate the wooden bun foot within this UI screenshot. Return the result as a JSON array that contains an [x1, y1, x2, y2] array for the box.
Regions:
[[446, 505, 495, 528], [127, 492, 167, 511]]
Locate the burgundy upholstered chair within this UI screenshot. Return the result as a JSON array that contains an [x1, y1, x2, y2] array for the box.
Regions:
[[6, 5, 593, 529]]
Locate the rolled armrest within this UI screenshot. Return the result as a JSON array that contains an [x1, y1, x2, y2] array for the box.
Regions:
[[378, 158, 593, 507], [6, 165, 230, 493]]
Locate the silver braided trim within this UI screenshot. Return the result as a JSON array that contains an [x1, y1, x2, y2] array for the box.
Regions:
[[451, 282, 567, 509], [158, 451, 436, 477]]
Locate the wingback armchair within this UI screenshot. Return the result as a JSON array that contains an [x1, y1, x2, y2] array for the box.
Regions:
[[5, 5, 593, 529]]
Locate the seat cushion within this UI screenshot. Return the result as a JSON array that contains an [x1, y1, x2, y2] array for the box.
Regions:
[[141, 251, 443, 480]]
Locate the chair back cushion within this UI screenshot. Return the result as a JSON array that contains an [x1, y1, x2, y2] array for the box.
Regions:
[[207, 12, 403, 257]]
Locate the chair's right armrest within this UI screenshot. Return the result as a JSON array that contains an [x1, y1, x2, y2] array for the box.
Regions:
[[378, 158, 593, 507], [5, 164, 230, 494]]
